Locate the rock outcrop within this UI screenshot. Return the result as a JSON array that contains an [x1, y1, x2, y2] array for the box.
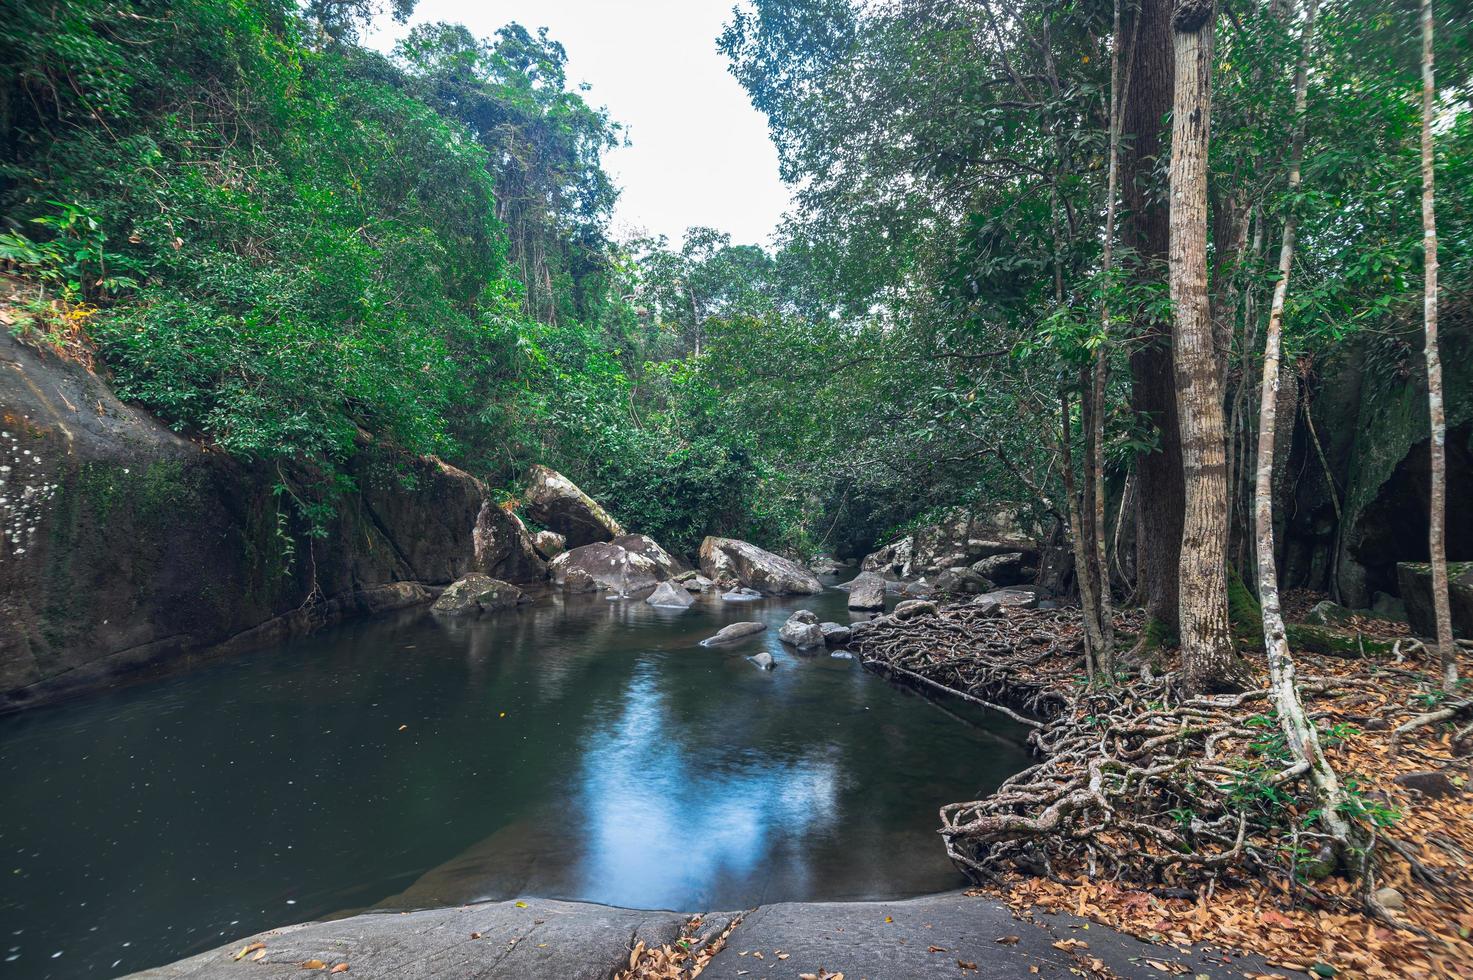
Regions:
[[1397, 562, 1473, 639], [431, 574, 529, 616], [1, 331, 544, 712], [549, 542, 664, 594], [699, 536, 823, 595], [862, 504, 1039, 580], [519, 464, 624, 548], [612, 533, 683, 577]]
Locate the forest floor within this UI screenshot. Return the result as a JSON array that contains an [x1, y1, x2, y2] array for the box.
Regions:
[[838, 596, 1473, 980]]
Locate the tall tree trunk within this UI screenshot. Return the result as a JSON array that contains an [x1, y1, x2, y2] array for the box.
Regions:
[[1088, 0, 1134, 678], [1169, 0, 1244, 692], [1061, 391, 1107, 681], [1420, 0, 1457, 691], [1252, 0, 1358, 865], [1123, 0, 1183, 638]]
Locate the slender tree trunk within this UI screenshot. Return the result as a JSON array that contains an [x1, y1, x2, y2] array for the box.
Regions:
[[1420, 0, 1457, 691], [1169, 0, 1244, 692], [1252, 0, 1358, 862], [1089, 0, 1135, 678], [1061, 391, 1106, 681], [1123, 0, 1182, 638]]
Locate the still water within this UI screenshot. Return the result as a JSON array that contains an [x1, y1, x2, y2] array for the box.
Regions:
[[0, 581, 1032, 978]]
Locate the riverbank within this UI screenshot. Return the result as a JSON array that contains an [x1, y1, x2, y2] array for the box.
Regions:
[[126, 891, 1277, 979]]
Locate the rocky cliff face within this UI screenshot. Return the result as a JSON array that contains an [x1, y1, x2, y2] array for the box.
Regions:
[[0, 332, 543, 711]]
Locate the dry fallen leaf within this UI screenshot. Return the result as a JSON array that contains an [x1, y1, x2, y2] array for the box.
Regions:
[[928, 945, 948, 952], [958, 959, 978, 971], [251, 949, 267, 963], [397, 725, 407, 732], [329, 965, 348, 974], [995, 935, 1021, 945], [469, 932, 481, 940], [300, 960, 327, 970], [235, 942, 266, 960]]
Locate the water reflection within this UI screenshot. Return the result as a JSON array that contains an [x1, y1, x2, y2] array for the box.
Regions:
[[0, 582, 1033, 979]]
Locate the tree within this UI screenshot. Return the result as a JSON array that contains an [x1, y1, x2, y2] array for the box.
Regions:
[[1419, 0, 1457, 692], [1169, 0, 1244, 692], [1251, 0, 1359, 870]]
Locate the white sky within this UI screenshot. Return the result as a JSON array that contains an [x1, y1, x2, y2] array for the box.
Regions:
[[365, 0, 792, 247]]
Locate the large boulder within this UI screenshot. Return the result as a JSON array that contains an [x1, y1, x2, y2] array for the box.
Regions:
[[893, 599, 938, 621], [549, 542, 663, 594], [520, 465, 624, 548], [970, 552, 1036, 587], [474, 501, 548, 584], [778, 610, 826, 649], [861, 504, 1039, 580], [699, 537, 823, 595], [934, 566, 993, 594], [1397, 562, 1473, 639], [612, 533, 683, 577], [645, 581, 694, 608], [431, 574, 528, 616], [820, 622, 852, 646], [846, 572, 887, 612]]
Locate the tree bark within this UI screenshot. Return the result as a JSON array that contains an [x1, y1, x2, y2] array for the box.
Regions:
[[1123, 0, 1183, 638], [1169, 0, 1244, 692], [1420, 0, 1457, 691], [1252, 0, 1358, 864]]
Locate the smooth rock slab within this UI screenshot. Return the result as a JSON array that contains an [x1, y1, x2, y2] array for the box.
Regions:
[[698, 892, 1273, 980], [701, 621, 767, 646], [125, 898, 735, 980]]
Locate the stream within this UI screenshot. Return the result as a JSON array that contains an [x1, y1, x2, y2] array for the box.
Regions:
[[0, 580, 1033, 978]]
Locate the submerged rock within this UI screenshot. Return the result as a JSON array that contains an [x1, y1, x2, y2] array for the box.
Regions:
[[550, 542, 663, 594], [645, 581, 694, 609], [701, 621, 767, 645], [778, 610, 825, 649], [520, 464, 624, 547], [699, 536, 823, 595], [847, 572, 887, 611], [721, 586, 763, 601], [749, 651, 776, 670], [431, 574, 528, 616]]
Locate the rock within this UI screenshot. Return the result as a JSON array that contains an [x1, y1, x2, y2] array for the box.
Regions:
[[1371, 591, 1408, 623], [645, 581, 694, 608], [860, 504, 1039, 579], [1374, 886, 1405, 911], [431, 574, 528, 616], [701, 621, 767, 645], [749, 651, 776, 670], [971, 597, 1002, 616], [1305, 600, 1356, 627], [721, 587, 763, 601], [778, 610, 826, 649], [681, 574, 715, 593], [933, 567, 993, 594], [549, 542, 663, 594], [531, 529, 566, 559], [807, 555, 844, 574], [520, 464, 624, 547], [830, 650, 855, 660], [819, 622, 852, 647], [1393, 770, 1461, 799], [893, 599, 938, 621], [970, 552, 1036, 587], [699, 537, 823, 595], [473, 502, 548, 584], [847, 572, 888, 611], [612, 533, 683, 577], [1397, 562, 1473, 639], [899, 579, 933, 597], [985, 587, 1041, 610]]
